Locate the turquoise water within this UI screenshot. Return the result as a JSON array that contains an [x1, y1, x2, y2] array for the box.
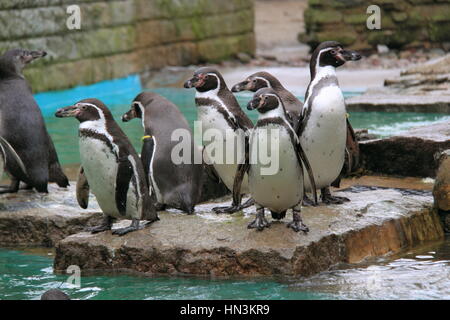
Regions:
[[1, 237, 449, 300], [37, 78, 450, 165]]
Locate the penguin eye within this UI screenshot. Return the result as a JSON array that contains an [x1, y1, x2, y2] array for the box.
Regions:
[[330, 50, 337, 55], [81, 105, 87, 110]]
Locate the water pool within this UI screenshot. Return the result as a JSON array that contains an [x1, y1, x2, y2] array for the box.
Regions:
[[36, 79, 450, 165], [1, 238, 449, 300]]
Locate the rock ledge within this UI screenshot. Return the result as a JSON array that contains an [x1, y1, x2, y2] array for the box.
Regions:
[[54, 180, 444, 277]]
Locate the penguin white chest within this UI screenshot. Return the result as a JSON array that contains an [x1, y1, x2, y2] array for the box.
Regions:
[[249, 125, 303, 212], [79, 137, 119, 215], [301, 85, 347, 190], [198, 105, 249, 193]]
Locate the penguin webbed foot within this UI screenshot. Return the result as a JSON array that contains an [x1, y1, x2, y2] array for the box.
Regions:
[[321, 189, 350, 205], [287, 211, 309, 233], [302, 195, 318, 207], [247, 209, 270, 231], [85, 216, 113, 234], [112, 219, 140, 236], [212, 198, 255, 214]]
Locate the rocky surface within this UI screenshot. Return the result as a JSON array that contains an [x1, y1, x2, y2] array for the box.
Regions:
[[347, 54, 450, 113], [347, 92, 450, 113], [53, 176, 444, 277], [360, 122, 450, 178], [0, 184, 102, 247], [433, 150, 450, 212]]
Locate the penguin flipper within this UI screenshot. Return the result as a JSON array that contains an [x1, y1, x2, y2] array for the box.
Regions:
[[213, 136, 250, 214], [115, 157, 134, 216], [0, 136, 27, 177], [47, 133, 69, 188], [295, 141, 318, 206], [345, 118, 360, 173], [141, 136, 155, 187], [76, 166, 90, 209]]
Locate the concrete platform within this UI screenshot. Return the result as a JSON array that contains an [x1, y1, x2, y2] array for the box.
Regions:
[[53, 176, 444, 277]]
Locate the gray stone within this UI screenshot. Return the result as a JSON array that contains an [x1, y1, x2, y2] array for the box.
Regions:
[[360, 122, 450, 178], [433, 150, 450, 211], [53, 177, 444, 277], [0, 183, 102, 247]]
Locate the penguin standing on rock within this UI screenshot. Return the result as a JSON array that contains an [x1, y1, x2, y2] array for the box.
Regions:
[[231, 70, 360, 201], [231, 71, 303, 130], [55, 99, 158, 236], [299, 41, 361, 204], [0, 49, 69, 193], [122, 92, 203, 214], [232, 88, 317, 232], [184, 67, 254, 214]]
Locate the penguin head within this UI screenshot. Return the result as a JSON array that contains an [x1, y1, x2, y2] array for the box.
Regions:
[[122, 92, 163, 122], [55, 98, 112, 123], [311, 41, 361, 71], [231, 72, 275, 93], [247, 88, 282, 114], [184, 67, 225, 93], [0, 49, 46, 76]]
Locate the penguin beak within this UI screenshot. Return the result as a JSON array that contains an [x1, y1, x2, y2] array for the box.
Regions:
[[231, 81, 246, 92], [183, 75, 205, 89], [122, 109, 135, 122], [55, 105, 79, 118], [247, 97, 261, 111], [23, 50, 47, 64], [183, 78, 194, 89], [339, 49, 361, 62]]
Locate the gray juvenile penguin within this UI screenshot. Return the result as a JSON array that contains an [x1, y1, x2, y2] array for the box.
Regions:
[[122, 92, 203, 214], [0, 49, 68, 193], [299, 41, 361, 204], [231, 71, 303, 130], [55, 98, 158, 236], [233, 88, 317, 232], [184, 67, 255, 214]]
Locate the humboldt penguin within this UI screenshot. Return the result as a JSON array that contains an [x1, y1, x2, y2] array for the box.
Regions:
[[55, 99, 158, 235], [184, 67, 254, 214], [231, 70, 360, 200], [0, 48, 69, 193], [233, 88, 317, 232], [231, 71, 303, 130], [121, 92, 203, 214], [299, 41, 361, 204]]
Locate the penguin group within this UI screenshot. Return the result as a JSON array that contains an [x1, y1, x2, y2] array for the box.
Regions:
[[0, 41, 361, 235]]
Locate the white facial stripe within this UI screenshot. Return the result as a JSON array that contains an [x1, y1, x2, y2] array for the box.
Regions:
[[260, 94, 296, 139], [78, 102, 119, 155], [133, 101, 146, 128], [304, 47, 338, 106], [196, 73, 237, 125], [254, 77, 271, 88]]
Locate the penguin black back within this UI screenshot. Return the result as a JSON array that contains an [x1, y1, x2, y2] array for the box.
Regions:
[[0, 49, 68, 192]]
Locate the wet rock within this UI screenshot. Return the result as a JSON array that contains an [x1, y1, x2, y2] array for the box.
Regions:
[[354, 129, 379, 141], [0, 184, 102, 247], [433, 150, 450, 211], [347, 90, 450, 113], [54, 177, 444, 277], [360, 122, 450, 177]]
